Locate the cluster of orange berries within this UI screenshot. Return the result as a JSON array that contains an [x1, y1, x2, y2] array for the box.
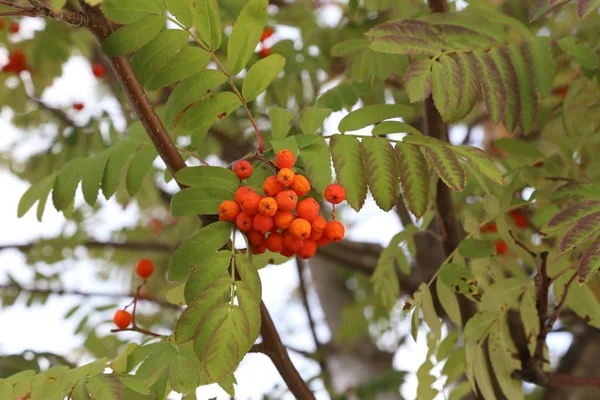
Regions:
[[219, 149, 347, 260], [481, 210, 528, 255], [113, 259, 155, 329]]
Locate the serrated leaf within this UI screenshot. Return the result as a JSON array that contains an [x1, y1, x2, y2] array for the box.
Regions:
[[494, 138, 544, 158], [339, 104, 414, 133], [452, 145, 503, 185], [490, 47, 520, 133], [438, 55, 461, 121], [372, 121, 423, 136], [439, 263, 479, 296], [176, 276, 232, 343], [331, 38, 370, 56], [424, 146, 466, 192], [235, 281, 261, 347], [242, 55, 286, 102], [519, 285, 538, 356], [330, 135, 368, 211], [558, 37, 599, 70], [505, 44, 537, 133], [431, 59, 450, 117], [459, 238, 496, 258], [125, 144, 157, 196], [371, 236, 402, 308], [473, 346, 496, 400], [361, 137, 399, 211], [577, 0, 600, 18], [560, 211, 600, 253], [436, 278, 461, 327], [185, 251, 231, 304], [542, 201, 600, 235], [165, 0, 194, 28], [176, 166, 239, 192], [169, 351, 203, 393], [298, 107, 331, 135], [82, 149, 111, 205], [203, 307, 247, 382], [18, 175, 55, 218], [523, 37, 555, 97], [52, 157, 84, 211], [101, 15, 165, 57], [169, 221, 232, 281], [227, 0, 268, 75], [450, 53, 480, 122], [84, 374, 123, 400], [269, 107, 294, 140], [271, 136, 299, 157], [554, 272, 600, 329], [404, 59, 432, 103], [473, 50, 506, 124], [102, 0, 164, 24], [102, 138, 142, 199], [299, 137, 332, 193], [171, 187, 235, 216], [395, 143, 430, 218], [420, 285, 441, 341], [369, 36, 441, 57], [578, 237, 600, 282], [191, 0, 222, 50], [145, 46, 212, 91], [235, 255, 262, 299]]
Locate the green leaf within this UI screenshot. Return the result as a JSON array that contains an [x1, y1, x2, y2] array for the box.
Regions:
[[473, 50, 506, 124], [176, 166, 239, 192], [130, 29, 189, 87], [176, 276, 232, 343], [52, 157, 84, 211], [235, 281, 261, 350], [559, 211, 600, 253], [453, 146, 503, 186], [579, 237, 600, 283], [361, 137, 399, 211], [488, 326, 524, 400], [82, 149, 111, 205], [298, 107, 332, 135], [330, 135, 368, 211], [369, 36, 441, 57], [101, 15, 165, 57], [331, 38, 370, 56], [191, 0, 222, 50], [242, 55, 286, 102], [269, 107, 294, 140], [542, 201, 600, 235], [169, 221, 232, 281], [339, 104, 414, 133], [371, 121, 423, 136], [165, 70, 228, 126], [18, 175, 55, 218], [436, 277, 461, 327], [165, 0, 194, 28], [431, 59, 450, 117], [404, 59, 432, 103], [519, 285, 538, 356], [490, 47, 520, 133], [395, 143, 431, 218], [438, 55, 461, 121], [451, 52, 480, 122], [424, 146, 467, 192], [577, 0, 600, 19], [523, 37, 555, 97], [125, 144, 157, 196], [558, 37, 598, 70], [464, 312, 498, 342], [145, 46, 212, 91], [102, 138, 143, 199], [420, 284, 441, 341], [411, 305, 420, 341], [102, 0, 164, 24], [554, 272, 600, 329], [235, 255, 262, 299], [459, 238, 496, 258], [494, 138, 544, 158], [169, 351, 203, 393], [299, 137, 332, 193], [171, 187, 234, 216], [473, 346, 496, 400], [175, 92, 242, 141], [371, 236, 402, 308], [439, 263, 479, 296], [84, 375, 123, 400], [271, 136, 299, 157], [185, 251, 231, 304], [227, 0, 268, 75]]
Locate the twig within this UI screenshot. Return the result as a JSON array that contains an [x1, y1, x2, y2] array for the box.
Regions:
[[533, 251, 550, 364], [547, 271, 578, 331], [110, 327, 164, 337], [0, 1, 30, 10], [110, 280, 165, 337], [508, 230, 539, 261]]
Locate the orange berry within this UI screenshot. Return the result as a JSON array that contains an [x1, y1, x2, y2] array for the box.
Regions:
[[259, 47, 271, 58], [266, 232, 285, 253], [148, 218, 164, 233], [73, 103, 85, 111], [246, 230, 265, 246], [92, 63, 105, 78], [324, 220, 345, 242], [235, 212, 253, 232], [235, 186, 256, 204], [309, 230, 323, 241], [9, 22, 19, 34], [260, 27, 275, 42], [277, 168, 295, 186], [113, 310, 132, 329], [239, 192, 262, 215], [253, 214, 274, 234], [297, 240, 317, 259], [275, 149, 295, 169], [263, 176, 284, 197], [296, 198, 320, 221], [258, 197, 278, 217], [219, 200, 241, 222], [290, 218, 311, 240], [290, 174, 311, 197], [135, 258, 154, 278], [509, 210, 528, 229], [275, 190, 298, 212], [284, 231, 304, 252], [233, 160, 253, 180], [495, 240, 508, 255], [280, 247, 295, 257], [274, 210, 294, 230], [315, 235, 329, 247], [480, 223, 498, 233], [311, 215, 326, 234], [252, 241, 267, 255], [324, 184, 346, 204]]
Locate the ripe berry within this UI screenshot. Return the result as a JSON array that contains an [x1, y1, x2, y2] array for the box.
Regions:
[[266, 232, 285, 253], [259, 47, 271, 58], [235, 212, 253, 232], [274, 210, 294, 230], [275, 190, 298, 212], [290, 175, 311, 197], [555, 86, 568, 98], [495, 240, 508, 255], [92, 63, 105, 78], [113, 310, 132, 329], [324, 184, 346, 204], [280, 247, 295, 257], [258, 197, 278, 217], [219, 200, 241, 222], [73, 103, 85, 111], [253, 214, 274, 234], [315, 235, 329, 247], [252, 241, 267, 255], [260, 27, 275, 42], [263, 176, 284, 197], [509, 210, 528, 229], [246, 230, 265, 248], [233, 160, 253, 180], [311, 215, 326, 234], [239, 192, 262, 215], [324, 220, 345, 242], [275, 149, 295, 169], [290, 218, 311, 240], [136, 259, 154, 278], [309, 230, 323, 241], [277, 168, 295, 187], [297, 240, 317, 259], [235, 186, 255, 204], [480, 223, 497, 233], [148, 218, 164, 233], [9, 22, 19, 34], [284, 231, 304, 252], [296, 198, 320, 221]]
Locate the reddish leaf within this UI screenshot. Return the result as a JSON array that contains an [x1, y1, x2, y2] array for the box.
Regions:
[[578, 236, 600, 282], [560, 211, 600, 253]]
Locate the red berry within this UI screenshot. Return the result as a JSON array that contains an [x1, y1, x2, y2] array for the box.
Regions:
[[509, 210, 528, 229], [73, 103, 85, 111], [260, 27, 275, 42], [113, 310, 132, 329], [92, 63, 105, 78], [297, 240, 317, 259], [324, 184, 346, 204], [324, 220, 345, 242], [235, 186, 256, 204], [495, 240, 508, 255], [135, 258, 154, 278], [9, 22, 19, 34], [259, 47, 272, 58], [233, 160, 253, 180], [266, 232, 285, 253], [481, 223, 498, 233], [275, 150, 295, 169]]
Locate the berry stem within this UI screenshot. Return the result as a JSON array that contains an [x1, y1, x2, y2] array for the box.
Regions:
[[113, 280, 163, 337]]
